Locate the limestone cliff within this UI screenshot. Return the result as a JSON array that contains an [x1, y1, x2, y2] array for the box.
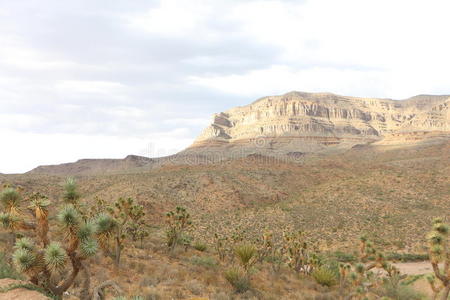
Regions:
[[186, 91, 450, 155]]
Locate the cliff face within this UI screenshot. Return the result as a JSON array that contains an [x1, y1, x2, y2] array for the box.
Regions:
[[187, 92, 450, 155]]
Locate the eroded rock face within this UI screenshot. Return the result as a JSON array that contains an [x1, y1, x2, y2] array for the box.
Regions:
[[187, 91, 450, 155]]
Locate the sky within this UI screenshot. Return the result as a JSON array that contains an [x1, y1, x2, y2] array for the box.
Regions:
[[1, 0, 450, 173]]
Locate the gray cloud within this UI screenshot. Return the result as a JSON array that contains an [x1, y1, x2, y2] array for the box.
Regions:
[[1, 0, 448, 173], [0, 0, 284, 140]]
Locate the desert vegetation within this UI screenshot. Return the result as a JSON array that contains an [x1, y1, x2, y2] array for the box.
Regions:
[[0, 142, 449, 299], [0, 179, 448, 299]]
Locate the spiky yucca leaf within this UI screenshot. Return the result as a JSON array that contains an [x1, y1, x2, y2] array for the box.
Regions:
[[15, 237, 35, 251], [430, 245, 444, 257], [28, 193, 51, 219], [44, 242, 67, 271], [13, 249, 36, 272], [312, 267, 338, 287], [355, 263, 365, 274], [0, 188, 21, 210], [58, 205, 79, 228], [80, 239, 98, 257], [433, 222, 449, 235], [96, 213, 116, 235], [78, 221, 96, 241], [63, 178, 80, 204], [0, 212, 20, 229], [234, 243, 257, 268], [427, 231, 444, 245]]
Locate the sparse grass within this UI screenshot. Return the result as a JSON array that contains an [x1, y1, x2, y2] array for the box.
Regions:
[[190, 255, 217, 268]]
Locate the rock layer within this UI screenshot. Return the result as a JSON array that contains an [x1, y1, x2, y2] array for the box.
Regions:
[[186, 91, 450, 155]]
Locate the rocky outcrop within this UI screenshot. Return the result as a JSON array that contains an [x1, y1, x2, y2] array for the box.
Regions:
[[185, 91, 450, 156]]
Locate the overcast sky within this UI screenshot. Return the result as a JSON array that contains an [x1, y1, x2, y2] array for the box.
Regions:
[[1, 0, 449, 173]]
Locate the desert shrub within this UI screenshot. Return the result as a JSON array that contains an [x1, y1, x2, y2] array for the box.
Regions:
[[190, 255, 217, 268], [224, 267, 251, 293], [321, 258, 341, 279], [312, 267, 338, 287], [384, 252, 428, 262], [193, 241, 207, 252], [375, 276, 423, 300], [330, 251, 356, 263], [0, 252, 22, 279], [234, 243, 257, 272]]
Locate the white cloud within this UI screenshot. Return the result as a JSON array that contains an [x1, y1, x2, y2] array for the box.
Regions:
[[126, 0, 213, 37], [189, 65, 387, 98], [163, 118, 210, 127], [55, 80, 127, 95]]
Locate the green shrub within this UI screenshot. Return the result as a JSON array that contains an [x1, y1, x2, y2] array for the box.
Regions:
[[376, 282, 423, 300], [224, 267, 250, 293], [0, 252, 22, 280], [312, 267, 338, 287], [190, 255, 217, 268], [330, 251, 356, 262], [234, 243, 257, 271], [193, 241, 207, 252], [385, 252, 428, 262]]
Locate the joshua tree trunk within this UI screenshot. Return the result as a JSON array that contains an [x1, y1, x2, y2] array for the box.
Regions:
[[441, 285, 450, 300], [114, 236, 122, 267], [79, 262, 91, 300]]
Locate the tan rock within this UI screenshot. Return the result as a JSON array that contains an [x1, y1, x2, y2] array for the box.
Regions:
[[187, 91, 450, 156]]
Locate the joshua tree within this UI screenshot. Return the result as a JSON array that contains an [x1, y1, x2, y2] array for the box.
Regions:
[[0, 186, 31, 246], [340, 236, 407, 300], [0, 181, 98, 300], [426, 218, 450, 300], [127, 203, 149, 247], [165, 206, 192, 252], [95, 197, 146, 267], [281, 230, 320, 275]]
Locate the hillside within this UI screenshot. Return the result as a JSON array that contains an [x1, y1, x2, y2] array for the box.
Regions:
[[4, 140, 449, 253], [27, 155, 155, 175], [1, 128, 449, 298]]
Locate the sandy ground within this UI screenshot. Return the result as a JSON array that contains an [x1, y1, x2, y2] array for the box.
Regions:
[[0, 279, 50, 300], [393, 261, 444, 298], [393, 261, 434, 275]]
